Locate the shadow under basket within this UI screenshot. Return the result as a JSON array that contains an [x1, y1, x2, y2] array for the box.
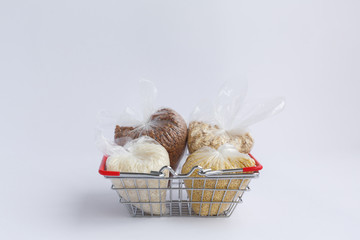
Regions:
[[99, 154, 262, 217]]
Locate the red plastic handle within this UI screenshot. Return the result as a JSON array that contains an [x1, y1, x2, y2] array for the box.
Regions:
[[98, 155, 120, 176], [244, 153, 263, 172], [98, 153, 263, 176]]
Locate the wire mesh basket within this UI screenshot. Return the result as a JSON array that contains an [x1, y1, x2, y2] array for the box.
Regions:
[[99, 154, 262, 217]]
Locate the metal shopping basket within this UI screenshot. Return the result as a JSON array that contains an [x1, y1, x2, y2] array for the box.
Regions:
[[99, 154, 262, 217]]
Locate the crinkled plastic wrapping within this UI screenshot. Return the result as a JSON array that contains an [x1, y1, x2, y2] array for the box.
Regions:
[[97, 135, 170, 215], [98, 80, 187, 170], [181, 144, 256, 216], [188, 82, 285, 154]]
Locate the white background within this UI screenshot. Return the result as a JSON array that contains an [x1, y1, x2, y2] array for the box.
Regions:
[[1, 0, 359, 239]]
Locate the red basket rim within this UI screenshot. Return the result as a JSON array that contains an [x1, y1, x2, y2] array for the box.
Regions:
[[98, 153, 263, 176]]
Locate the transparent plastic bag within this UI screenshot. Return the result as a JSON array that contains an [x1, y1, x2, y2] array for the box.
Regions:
[[188, 82, 285, 154], [97, 135, 170, 215], [98, 80, 187, 170], [181, 144, 256, 216]]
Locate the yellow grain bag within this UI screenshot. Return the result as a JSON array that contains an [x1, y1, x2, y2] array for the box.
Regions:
[[181, 144, 255, 216]]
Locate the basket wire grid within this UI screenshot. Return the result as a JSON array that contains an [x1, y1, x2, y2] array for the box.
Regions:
[[100, 155, 261, 217]]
